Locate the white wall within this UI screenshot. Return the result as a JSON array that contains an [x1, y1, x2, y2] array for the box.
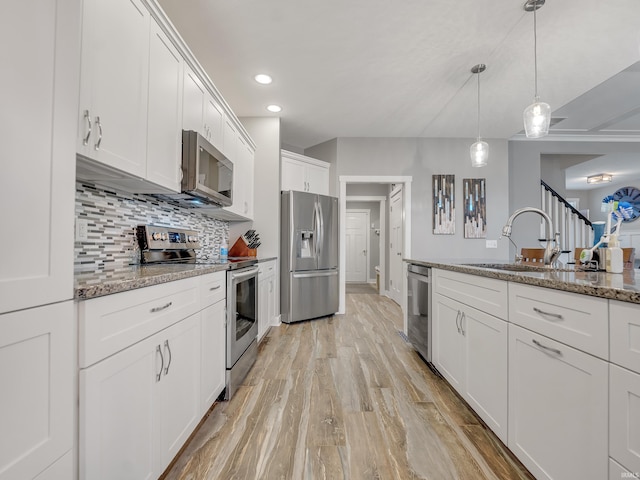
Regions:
[[311, 137, 511, 261], [239, 117, 281, 259]]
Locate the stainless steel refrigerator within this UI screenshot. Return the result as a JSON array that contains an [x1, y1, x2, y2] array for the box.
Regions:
[[281, 191, 339, 323]]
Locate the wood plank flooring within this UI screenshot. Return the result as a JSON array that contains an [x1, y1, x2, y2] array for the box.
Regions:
[[163, 292, 534, 480]]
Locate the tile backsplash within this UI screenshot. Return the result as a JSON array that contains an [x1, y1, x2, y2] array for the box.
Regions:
[[75, 182, 228, 270]]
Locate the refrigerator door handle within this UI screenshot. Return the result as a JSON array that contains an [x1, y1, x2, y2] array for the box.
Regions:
[[293, 270, 338, 278], [314, 201, 321, 259], [317, 199, 324, 257]]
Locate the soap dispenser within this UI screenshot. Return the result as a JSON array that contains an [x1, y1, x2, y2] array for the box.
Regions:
[[606, 234, 623, 274]]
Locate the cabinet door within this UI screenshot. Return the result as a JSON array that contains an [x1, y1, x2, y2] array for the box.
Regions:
[[158, 314, 201, 467], [182, 64, 205, 135], [146, 21, 183, 192], [78, 0, 150, 176], [258, 275, 268, 341], [508, 324, 608, 480], [610, 364, 640, 473], [432, 293, 465, 391], [0, 302, 74, 480], [239, 138, 255, 219], [1, 0, 78, 313], [201, 302, 226, 412], [281, 156, 307, 192], [80, 332, 159, 480], [463, 306, 508, 443], [306, 162, 330, 195], [204, 95, 224, 149]]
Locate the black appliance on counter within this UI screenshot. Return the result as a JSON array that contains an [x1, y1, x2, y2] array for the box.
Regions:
[[136, 225, 258, 400]]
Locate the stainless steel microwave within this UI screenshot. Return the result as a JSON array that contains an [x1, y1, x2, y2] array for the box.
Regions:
[[177, 130, 233, 207]]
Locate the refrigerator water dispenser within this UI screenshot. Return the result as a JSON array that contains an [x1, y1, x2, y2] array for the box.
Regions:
[[298, 230, 314, 258]]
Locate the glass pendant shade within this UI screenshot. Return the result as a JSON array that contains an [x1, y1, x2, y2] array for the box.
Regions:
[[470, 139, 489, 167], [523, 98, 551, 138]]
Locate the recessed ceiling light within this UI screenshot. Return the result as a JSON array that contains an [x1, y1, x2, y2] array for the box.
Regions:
[[266, 104, 282, 113], [254, 74, 272, 85]]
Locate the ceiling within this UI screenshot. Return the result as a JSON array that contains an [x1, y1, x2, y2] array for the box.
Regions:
[[157, 0, 640, 150]]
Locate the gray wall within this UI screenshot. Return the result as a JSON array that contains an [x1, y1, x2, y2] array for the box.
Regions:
[[346, 200, 381, 281], [346, 183, 389, 196], [305, 139, 338, 197], [312, 137, 511, 261]]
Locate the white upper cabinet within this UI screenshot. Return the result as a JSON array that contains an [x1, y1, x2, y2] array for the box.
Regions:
[[182, 65, 206, 136], [0, 0, 79, 314], [281, 150, 330, 195], [182, 65, 224, 152], [77, 0, 150, 177], [146, 21, 183, 192]]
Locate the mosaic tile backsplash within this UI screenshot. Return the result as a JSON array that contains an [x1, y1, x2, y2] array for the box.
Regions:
[[75, 182, 229, 270]]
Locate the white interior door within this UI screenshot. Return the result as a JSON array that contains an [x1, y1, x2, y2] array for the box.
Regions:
[[346, 210, 369, 282], [389, 187, 403, 304]]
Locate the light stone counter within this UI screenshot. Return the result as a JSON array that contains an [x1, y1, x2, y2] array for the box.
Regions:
[[74, 263, 229, 300], [406, 259, 640, 304]]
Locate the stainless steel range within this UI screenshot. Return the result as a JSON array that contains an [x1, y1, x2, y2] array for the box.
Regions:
[[137, 225, 258, 400]]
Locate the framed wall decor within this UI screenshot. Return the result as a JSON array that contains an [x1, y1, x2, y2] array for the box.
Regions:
[[463, 178, 486, 238], [433, 174, 455, 234]]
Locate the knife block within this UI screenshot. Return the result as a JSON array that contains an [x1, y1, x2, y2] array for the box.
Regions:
[[229, 237, 257, 257]]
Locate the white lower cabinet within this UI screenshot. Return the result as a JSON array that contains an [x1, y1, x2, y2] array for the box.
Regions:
[[0, 302, 74, 480], [80, 313, 201, 480], [610, 364, 640, 474], [508, 323, 608, 480], [258, 260, 277, 341], [432, 293, 508, 442], [200, 301, 226, 413]]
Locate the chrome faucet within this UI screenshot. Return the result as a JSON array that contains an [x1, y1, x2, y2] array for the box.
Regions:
[[501, 207, 561, 267]]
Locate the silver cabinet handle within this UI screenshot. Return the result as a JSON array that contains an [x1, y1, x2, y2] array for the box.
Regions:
[[150, 301, 172, 313], [532, 339, 562, 356], [95, 116, 103, 150], [163, 340, 172, 375], [83, 110, 92, 145], [209, 285, 221, 291], [156, 344, 164, 382], [460, 311, 466, 336], [455, 310, 461, 334], [533, 307, 564, 320]]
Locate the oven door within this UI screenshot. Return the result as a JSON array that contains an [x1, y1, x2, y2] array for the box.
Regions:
[[226, 266, 259, 367]]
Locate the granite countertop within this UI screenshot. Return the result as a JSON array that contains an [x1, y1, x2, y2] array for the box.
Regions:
[[406, 258, 640, 305], [75, 256, 280, 300]]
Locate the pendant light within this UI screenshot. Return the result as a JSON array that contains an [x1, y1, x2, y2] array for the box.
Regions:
[[470, 64, 488, 167], [523, 0, 550, 138]]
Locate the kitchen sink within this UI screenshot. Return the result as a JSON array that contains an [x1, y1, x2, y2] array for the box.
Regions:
[[461, 263, 575, 273]]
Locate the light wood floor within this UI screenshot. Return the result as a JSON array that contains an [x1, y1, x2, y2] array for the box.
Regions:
[[164, 292, 534, 480]]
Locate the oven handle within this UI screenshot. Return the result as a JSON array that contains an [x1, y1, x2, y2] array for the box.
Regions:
[[230, 266, 259, 282]]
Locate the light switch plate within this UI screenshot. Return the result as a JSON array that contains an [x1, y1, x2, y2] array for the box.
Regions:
[[76, 219, 89, 242], [486, 239, 498, 249]]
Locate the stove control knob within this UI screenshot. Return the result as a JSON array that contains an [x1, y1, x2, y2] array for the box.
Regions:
[[161, 233, 168, 241], [189, 235, 197, 242], [152, 232, 160, 241]]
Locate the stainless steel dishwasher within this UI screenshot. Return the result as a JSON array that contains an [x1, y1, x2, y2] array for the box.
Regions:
[[406, 264, 433, 365]]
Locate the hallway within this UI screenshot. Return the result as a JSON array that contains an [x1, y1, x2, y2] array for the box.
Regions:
[[164, 291, 533, 479]]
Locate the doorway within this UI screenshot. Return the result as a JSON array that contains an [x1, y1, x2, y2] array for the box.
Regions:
[[345, 209, 370, 283], [338, 176, 412, 322]]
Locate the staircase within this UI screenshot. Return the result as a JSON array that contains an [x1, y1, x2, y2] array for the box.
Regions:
[[540, 180, 593, 264]]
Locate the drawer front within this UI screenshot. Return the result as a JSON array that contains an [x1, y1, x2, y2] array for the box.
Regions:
[[79, 277, 200, 367], [508, 282, 608, 359], [610, 364, 640, 473], [200, 271, 226, 308], [433, 269, 507, 319], [610, 300, 640, 374], [258, 260, 276, 280]]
